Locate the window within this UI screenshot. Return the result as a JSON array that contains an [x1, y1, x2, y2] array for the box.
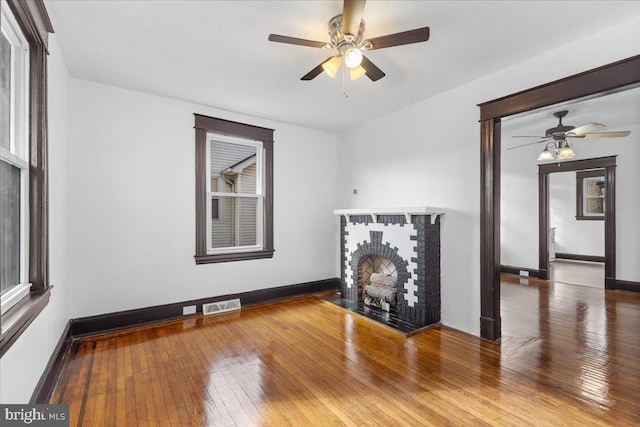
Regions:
[[576, 170, 605, 220], [194, 114, 274, 264], [0, 0, 53, 357], [1, 1, 30, 315]]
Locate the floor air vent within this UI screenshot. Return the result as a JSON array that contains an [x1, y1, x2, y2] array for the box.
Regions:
[[202, 298, 241, 315]]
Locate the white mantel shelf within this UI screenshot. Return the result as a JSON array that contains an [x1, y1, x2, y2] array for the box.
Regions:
[[333, 207, 446, 225]]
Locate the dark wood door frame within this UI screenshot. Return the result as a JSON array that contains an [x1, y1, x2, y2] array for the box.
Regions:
[[538, 156, 616, 289], [478, 54, 640, 342]]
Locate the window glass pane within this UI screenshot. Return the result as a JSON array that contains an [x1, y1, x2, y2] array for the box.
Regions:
[[0, 160, 21, 295], [586, 198, 604, 215], [585, 177, 604, 197], [210, 196, 258, 248], [210, 140, 257, 195], [0, 31, 11, 151], [211, 197, 219, 220]]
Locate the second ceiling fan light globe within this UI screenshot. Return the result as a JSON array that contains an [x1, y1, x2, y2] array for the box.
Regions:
[[321, 56, 341, 78]]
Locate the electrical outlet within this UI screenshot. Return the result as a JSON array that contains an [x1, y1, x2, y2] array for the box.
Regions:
[[182, 305, 196, 315], [519, 270, 530, 277]]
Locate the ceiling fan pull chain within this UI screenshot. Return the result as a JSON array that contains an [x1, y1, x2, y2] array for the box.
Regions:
[[342, 62, 349, 98]]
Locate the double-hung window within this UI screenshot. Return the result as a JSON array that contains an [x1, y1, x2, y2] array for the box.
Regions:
[[576, 169, 605, 220], [207, 135, 263, 252], [194, 114, 274, 264], [1, 0, 30, 315], [1, 0, 52, 358]]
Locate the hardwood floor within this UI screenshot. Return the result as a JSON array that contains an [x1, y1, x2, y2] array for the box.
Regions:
[[550, 259, 605, 288], [51, 284, 640, 426]]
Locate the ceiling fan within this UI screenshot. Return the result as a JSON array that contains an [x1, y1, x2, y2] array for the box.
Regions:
[[508, 110, 631, 161], [267, 0, 430, 82]]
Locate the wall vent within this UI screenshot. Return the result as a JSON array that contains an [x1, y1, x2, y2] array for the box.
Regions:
[[202, 298, 241, 316]]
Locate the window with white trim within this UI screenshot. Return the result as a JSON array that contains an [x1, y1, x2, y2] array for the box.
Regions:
[[1, 1, 30, 315]]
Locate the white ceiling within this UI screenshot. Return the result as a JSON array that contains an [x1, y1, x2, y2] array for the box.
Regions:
[[45, 1, 640, 133], [502, 85, 640, 147]]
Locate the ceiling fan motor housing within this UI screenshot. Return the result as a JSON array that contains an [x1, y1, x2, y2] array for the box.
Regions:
[[546, 124, 575, 138], [328, 15, 365, 48], [546, 110, 574, 137]]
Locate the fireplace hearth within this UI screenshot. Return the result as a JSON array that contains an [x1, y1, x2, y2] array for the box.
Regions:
[[330, 207, 445, 334]]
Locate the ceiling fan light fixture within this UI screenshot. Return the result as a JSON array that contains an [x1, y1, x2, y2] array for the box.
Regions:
[[322, 56, 341, 78], [556, 139, 576, 160], [344, 47, 363, 68], [537, 147, 555, 161], [557, 146, 576, 160], [349, 65, 366, 80]]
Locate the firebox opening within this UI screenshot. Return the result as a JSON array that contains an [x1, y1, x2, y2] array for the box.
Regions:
[[358, 255, 398, 312]]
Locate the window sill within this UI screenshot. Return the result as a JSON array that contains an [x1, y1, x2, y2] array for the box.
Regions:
[[576, 216, 604, 221], [0, 287, 51, 358], [195, 249, 275, 264]]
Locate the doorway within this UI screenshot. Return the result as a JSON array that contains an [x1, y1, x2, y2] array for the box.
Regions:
[[478, 54, 640, 341], [538, 156, 616, 284], [540, 157, 616, 288]]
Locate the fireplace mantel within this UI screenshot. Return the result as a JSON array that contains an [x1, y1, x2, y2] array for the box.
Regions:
[[333, 206, 446, 224]]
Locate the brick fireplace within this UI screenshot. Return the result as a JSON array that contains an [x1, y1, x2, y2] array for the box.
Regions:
[[332, 207, 445, 333]]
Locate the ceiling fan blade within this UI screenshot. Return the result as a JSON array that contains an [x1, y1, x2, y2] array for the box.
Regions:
[[566, 122, 605, 135], [343, 0, 366, 38], [301, 57, 334, 81], [571, 131, 631, 139], [512, 135, 547, 138], [506, 139, 552, 150], [361, 55, 385, 81], [365, 27, 430, 50], [268, 34, 326, 48]]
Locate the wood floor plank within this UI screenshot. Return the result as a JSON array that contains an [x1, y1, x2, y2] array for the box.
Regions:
[[50, 278, 640, 426]]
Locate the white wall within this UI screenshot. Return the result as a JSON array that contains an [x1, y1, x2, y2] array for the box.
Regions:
[[549, 172, 604, 257], [66, 79, 339, 318], [0, 35, 72, 403], [338, 17, 640, 335]]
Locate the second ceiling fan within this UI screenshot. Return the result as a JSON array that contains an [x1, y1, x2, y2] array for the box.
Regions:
[[268, 0, 430, 82]]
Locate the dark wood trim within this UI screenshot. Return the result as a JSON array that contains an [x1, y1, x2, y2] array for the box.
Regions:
[[28, 44, 49, 292], [70, 278, 340, 337], [555, 253, 605, 263], [479, 55, 640, 341], [479, 119, 501, 341], [264, 139, 274, 251], [478, 55, 640, 121], [604, 165, 616, 289], [6, 0, 54, 51], [0, 288, 51, 357], [194, 127, 207, 256], [1, 0, 53, 357], [538, 171, 549, 280], [30, 321, 72, 404], [538, 156, 616, 174], [195, 249, 275, 264], [613, 279, 640, 293], [194, 114, 274, 142], [193, 114, 275, 264], [576, 216, 605, 221], [576, 170, 606, 178], [500, 265, 541, 278]]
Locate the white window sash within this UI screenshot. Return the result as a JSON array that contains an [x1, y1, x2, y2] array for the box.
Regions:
[[0, 283, 30, 315], [205, 134, 265, 254], [1, 2, 31, 312]]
